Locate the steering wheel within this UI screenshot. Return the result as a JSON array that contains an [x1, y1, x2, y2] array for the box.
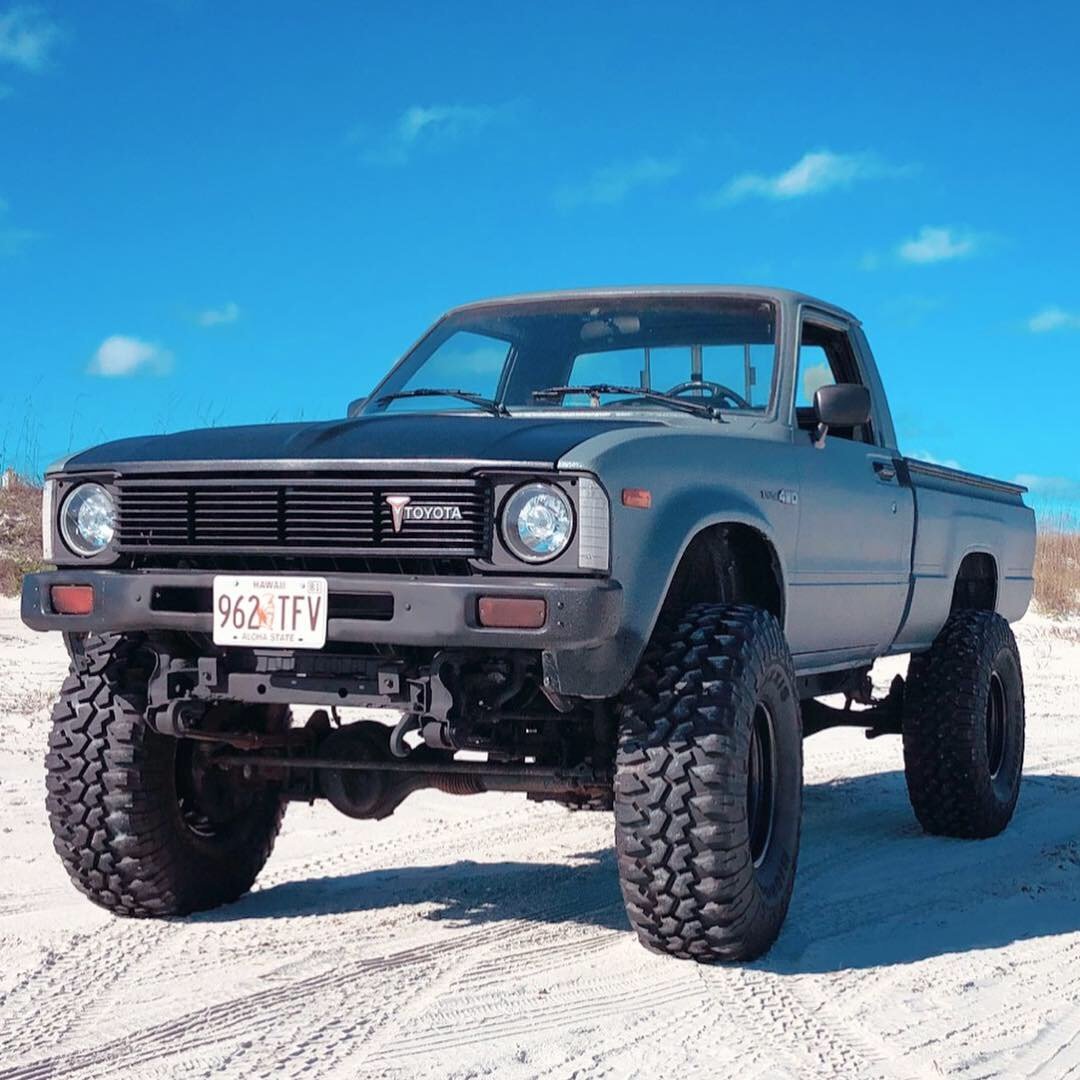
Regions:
[[665, 380, 751, 410]]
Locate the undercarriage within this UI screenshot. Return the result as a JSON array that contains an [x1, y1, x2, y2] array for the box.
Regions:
[[115, 632, 910, 824], [136, 634, 617, 817]]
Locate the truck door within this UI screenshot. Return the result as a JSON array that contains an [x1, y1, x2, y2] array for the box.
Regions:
[[786, 314, 914, 662]]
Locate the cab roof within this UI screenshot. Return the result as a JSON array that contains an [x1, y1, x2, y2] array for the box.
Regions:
[[444, 285, 860, 326]]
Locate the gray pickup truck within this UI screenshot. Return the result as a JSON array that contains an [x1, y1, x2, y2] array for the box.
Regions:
[[22, 286, 1036, 961]]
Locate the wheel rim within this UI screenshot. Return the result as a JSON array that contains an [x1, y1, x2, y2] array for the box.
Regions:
[[986, 670, 1008, 779], [747, 702, 777, 867]]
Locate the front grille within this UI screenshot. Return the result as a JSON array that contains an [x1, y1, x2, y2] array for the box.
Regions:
[[114, 474, 492, 558], [127, 553, 475, 576]]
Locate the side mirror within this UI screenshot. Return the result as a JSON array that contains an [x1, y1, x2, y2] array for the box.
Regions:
[[346, 397, 367, 418], [812, 384, 871, 447]]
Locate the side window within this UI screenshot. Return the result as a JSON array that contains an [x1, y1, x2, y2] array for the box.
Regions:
[[795, 345, 837, 408], [796, 321, 874, 444]]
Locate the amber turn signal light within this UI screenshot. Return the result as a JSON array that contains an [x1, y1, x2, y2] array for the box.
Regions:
[[50, 584, 95, 615], [622, 488, 652, 509], [478, 596, 547, 629]]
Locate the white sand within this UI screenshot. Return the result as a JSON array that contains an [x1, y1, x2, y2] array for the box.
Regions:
[[1, 597, 1079, 1079]]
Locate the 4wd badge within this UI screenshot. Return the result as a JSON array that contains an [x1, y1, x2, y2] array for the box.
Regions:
[[385, 494, 464, 533]]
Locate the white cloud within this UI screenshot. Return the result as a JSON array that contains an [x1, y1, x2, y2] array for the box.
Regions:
[[911, 449, 964, 470], [397, 104, 497, 143], [0, 6, 63, 72], [897, 225, 980, 264], [1027, 306, 1080, 334], [555, 157, 682, 208], [708, 150, 908, 205], [1013, 473, 1080, 497], [88, 336, 172, 377], [197, 301, 240, 327], [800, 362, 833, 402], [356, 102, 516, 165]]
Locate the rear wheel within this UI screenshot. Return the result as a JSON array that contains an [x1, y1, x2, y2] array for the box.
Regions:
[[45, 634, 287, 916], [902, 610, 1025, 838], [614, 604, 802, 962]]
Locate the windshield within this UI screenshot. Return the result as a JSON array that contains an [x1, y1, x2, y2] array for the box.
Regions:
[[365, 296, 778, 416]]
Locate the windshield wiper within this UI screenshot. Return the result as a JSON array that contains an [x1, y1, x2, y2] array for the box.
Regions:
[[375, 387, 510, 417], [532, 384, 724, 420]]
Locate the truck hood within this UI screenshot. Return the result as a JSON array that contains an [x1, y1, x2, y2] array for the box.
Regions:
[[59, 413, 662, 472]]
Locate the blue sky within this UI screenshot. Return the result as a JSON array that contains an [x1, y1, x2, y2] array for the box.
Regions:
[[1, 1, 1077, 504]]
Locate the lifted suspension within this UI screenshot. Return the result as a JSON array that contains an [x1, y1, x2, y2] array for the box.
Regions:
[[203, 712, 612, 820], [212, 751, 609, 794], [800, 674, 905, 739]]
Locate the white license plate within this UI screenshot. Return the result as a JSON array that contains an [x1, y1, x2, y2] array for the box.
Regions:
[[212, 575, 328, 649]]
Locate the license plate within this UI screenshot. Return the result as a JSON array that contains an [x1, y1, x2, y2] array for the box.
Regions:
[[212, 575, 328, 649]]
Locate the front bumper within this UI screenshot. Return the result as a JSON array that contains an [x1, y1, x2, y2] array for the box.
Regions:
[[21, 569, 623, 653]]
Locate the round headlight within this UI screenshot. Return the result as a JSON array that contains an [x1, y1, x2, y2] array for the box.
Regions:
[[60, 483, 116, 557], [502, 483, 574, 563]]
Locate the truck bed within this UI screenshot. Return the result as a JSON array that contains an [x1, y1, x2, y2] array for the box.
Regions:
[[889, 458, 1036, 653]]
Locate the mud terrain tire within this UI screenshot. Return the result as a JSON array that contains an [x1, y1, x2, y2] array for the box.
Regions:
[[903, 610, 1025, 838], [614, 604, 802, 962], [45, 633, 287, 916]]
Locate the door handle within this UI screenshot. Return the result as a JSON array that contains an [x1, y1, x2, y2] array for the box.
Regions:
[[873, 461, 897, 482]]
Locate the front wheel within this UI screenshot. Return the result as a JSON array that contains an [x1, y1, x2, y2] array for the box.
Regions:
[[45, 634, 287, 916], [614, 604, 802, 962]]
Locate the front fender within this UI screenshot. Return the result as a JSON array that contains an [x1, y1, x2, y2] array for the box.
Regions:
[[616, 483, 785, 631], [552, 428, 799, 697]]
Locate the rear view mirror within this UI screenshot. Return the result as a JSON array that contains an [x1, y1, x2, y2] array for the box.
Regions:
[[580, 315, 641, 341], [812, 384, 871, 447], [347, 397, 367, 418]]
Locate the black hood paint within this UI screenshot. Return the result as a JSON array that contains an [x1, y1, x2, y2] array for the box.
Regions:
[[63, 413, 661, 471]]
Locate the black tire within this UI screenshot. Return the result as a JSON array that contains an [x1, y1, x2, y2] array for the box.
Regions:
[[45, 634, 287, 917], [614, 604, 802, 962], [902, 610, 1025, 839]]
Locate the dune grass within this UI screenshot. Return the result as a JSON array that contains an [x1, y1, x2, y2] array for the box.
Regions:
[[1033, 512, 1080, 619], [0, 477, 43, 596]]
